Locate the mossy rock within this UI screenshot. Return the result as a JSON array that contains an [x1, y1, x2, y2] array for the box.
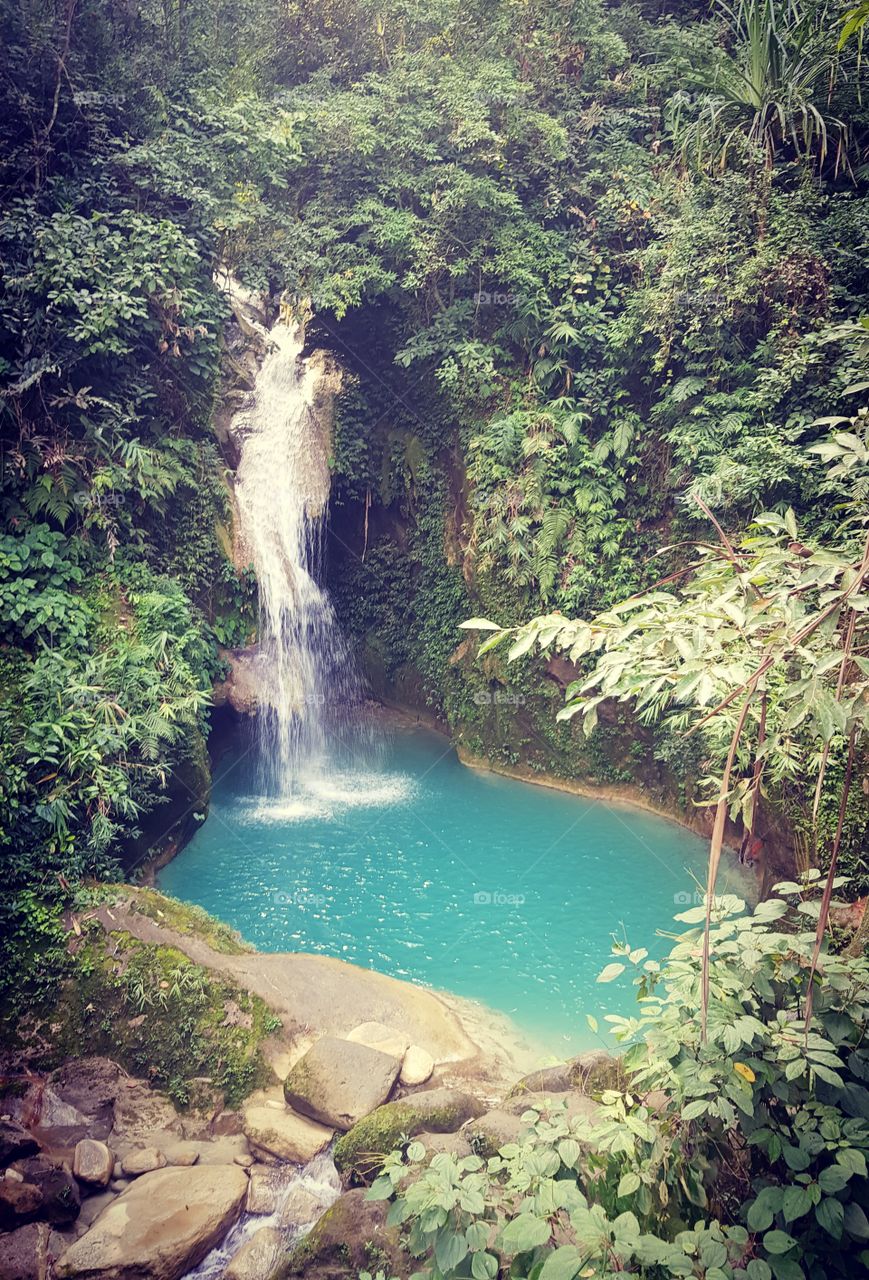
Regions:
[[565, 1050, 627, 1095], [507, 1063, 572, 1097], [332, 1087, 484, 1183], [10, 924, 273, 1108], [124, 887, 251, 955], [273, 1188, 409, 1280]]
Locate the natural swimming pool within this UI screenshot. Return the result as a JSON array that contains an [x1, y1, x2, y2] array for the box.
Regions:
[[159, 721, 751, 1054]]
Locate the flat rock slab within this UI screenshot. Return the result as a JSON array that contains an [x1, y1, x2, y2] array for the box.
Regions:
[[54, 1165, 248, 1280], [283, 1036, 400, 1130], [346, 1022, 410, 1061], [242, 1101, 333, 1164]]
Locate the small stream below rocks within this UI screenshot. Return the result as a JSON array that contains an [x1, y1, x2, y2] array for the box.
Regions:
[[185, 1152, 341, 1280]]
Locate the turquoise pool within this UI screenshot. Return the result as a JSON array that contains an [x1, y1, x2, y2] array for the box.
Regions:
[[159, 722, 750, 1053]]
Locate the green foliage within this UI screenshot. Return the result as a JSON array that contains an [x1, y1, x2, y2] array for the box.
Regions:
[[0, 567, 214, 891], [368, 889, 869, 1279], [1, 900, 274, 1108], [0, 525, 91, 642], [674, 0, 854, 172]]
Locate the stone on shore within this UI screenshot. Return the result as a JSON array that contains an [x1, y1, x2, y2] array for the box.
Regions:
[[399, 1044, 434, 1086], [283, 1037, 400, 1130], [54, 1165, 248, 1280], [121, 1148, 166, 1177], [73, 1141, 113, 1188]]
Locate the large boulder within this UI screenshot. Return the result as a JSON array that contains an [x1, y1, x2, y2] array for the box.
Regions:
[[0, 1221, 64, 1280], [108, 1083, 181, 1153], [35, 1061, 123, 1153], [242, 1100, 333, 1164], [283, 1037, 400, 1131], [274, 1189, 409, 1280], [223, 1227, 282, 1280], [507, 1064, 572, 1098], [54, 1165, 248, 1280], [0, 1155, 80, 1230], [333, 1087, 484, 1183]]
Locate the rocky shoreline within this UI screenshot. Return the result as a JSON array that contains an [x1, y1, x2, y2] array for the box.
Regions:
[[0, 1036, 621, 1280], [0, 886, 564, 1279]]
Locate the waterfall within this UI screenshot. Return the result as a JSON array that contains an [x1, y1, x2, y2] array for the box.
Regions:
[[233, 319, 366, 794]]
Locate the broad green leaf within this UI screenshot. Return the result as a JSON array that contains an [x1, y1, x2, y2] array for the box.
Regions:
[[539, 1246, 582, 1280], [497, 1214, 551, 1255], [763, 1229, 797, 1255]]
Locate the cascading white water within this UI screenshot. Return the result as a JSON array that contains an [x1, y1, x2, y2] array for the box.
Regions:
[[233, 320, 366, 794]]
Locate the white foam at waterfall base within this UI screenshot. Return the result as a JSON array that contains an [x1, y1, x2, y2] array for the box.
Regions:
[[240, 769, 416, 825], [183, 1152, 341, 1280]]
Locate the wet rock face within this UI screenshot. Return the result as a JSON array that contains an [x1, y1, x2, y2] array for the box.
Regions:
[[54, 1165, 248, 1280], [242, 1099, 333, 1165], [283, 1036, 401, 1131]]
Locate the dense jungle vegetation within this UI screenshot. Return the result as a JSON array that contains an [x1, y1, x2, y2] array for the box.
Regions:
[[3, 0, 869, 1274]]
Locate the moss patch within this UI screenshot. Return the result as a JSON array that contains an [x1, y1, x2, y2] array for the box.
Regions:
[[333, 1088, 484, 1183], [6, 916, 275, 1107], [121, 886, 251, 955]]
